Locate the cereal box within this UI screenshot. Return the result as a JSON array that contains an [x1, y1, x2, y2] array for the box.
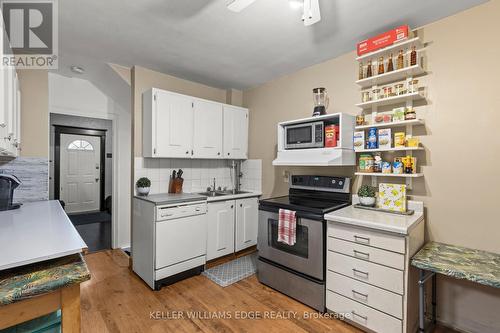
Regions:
[[378, 128, 392, 149], [353, 131, 365, 151]]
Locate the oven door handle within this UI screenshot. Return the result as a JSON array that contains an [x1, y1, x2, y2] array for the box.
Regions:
[[259, 205, 324, 221]]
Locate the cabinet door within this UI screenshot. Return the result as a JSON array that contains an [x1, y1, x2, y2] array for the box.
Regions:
[[206, 200, 235, 261], [235, 197, 258, 252], [155, 90, 194, 158], [223, 105, 248, 159], [193, 99, 223, 159]]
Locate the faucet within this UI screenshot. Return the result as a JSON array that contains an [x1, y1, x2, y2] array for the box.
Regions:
[[212, 178, 216, 192]]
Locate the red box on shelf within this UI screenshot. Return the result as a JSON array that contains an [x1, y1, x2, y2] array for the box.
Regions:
[[325, 125, 338, 148], [357, 25, 410, 56]]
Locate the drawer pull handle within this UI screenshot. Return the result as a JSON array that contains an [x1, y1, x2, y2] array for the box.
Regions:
[[354, 235, 370, 244], [352, 289, 368, 300], [353, 250, 370, 259], [351, 311, 367, 321], [352, 268, 369, 278]]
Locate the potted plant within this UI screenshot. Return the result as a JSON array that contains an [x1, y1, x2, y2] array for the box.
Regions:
[[358, 185, 377, 207], [136, 177, 151, 196]]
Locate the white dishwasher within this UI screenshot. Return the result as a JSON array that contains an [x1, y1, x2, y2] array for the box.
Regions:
[[132, 196, 208, 290]]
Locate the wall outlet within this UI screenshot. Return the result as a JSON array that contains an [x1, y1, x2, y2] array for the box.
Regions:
[[283, 170, 290, 183]]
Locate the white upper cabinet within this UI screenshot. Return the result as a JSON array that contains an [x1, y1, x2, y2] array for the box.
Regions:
[[223, 105, 248, 160], [143, 88, 194, 158], [193, 99, 223, 159], [142, 88, 248, 159]]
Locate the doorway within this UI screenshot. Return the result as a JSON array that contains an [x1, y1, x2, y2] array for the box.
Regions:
[[54, 124, 111, 252]]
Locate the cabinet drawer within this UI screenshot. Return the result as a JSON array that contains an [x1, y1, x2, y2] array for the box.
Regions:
[[327, 252, 404, 295], [328, 223, 405, 254], [327, 271, 403, 319], [328, 237, 405, 270], [327, 290, 402, 333]]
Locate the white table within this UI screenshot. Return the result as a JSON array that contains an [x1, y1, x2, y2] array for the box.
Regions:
[[0, 200, 88, 270]]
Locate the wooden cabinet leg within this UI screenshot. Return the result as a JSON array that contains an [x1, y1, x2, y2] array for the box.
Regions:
[[61, 285, 81, 333]]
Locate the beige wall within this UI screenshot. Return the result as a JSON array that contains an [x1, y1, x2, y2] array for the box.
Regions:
[[18, 70, 49, 158], [243, 1, 500, 332], [132, 66, 228, 156]]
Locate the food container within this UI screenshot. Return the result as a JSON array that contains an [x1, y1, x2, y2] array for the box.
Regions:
[[402, 156, 418, 174], [395, 83, 406, 95], [383, 86, 392, 98], [324, 125, 338, 147], [356, 115, 365, 126], [359, 154, 374, 172], [362, 91, 371, 103], [393, 158, 404, 174], [367, 127, 378, 149], [408, 79, 419, 93], [382, 162, 392, 174], [353, 131, 365, 151], [378, 128, 392, 149], [372, 88, 381, 100], [374, 153, 383, 173], [374, 114, 384, 123], [405, 107, 417, 120], [393, 107, 405, 121], [383, 113, 393, 123], [394, 132, 406, 148], [406, 136, 420, 148]]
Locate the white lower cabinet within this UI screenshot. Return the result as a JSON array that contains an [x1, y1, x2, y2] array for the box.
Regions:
[[326, 221, 424, 333], [207, 197, 258, 261], [207, 200, 235, 261], [235, 197, 258, 251]]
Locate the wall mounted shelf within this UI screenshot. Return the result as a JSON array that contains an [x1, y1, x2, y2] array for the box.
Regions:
[[356, 64, 425, 89], [356, 37, 424, 61], [355, 146, 424, 153], [356, 92, 425, 109], [355, 119, 424, 130], [355, 172, 424, 178]]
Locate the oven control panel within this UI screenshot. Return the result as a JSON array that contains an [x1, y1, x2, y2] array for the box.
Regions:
[[290, 175, 350, 193]]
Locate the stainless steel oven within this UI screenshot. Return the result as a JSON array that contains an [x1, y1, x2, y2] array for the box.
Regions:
[[258, 209, 324, 280], [284, 121, 324, 149]]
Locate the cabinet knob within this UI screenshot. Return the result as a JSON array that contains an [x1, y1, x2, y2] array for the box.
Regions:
[[231, 205, 234, 208], [217, 152, 221, 156], [227, 153, 230, 156], [186, 151, 189, 154], [240, 204, 243, 207]]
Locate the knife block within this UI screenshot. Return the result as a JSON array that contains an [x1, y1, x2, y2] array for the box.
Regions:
[[168, 177, 184, 194]]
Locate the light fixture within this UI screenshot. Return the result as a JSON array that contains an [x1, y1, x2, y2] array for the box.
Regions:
[[70, 65, 85, 74], [302, 0, 321, 26], [289, 0, 303, 10], [227, 0, 256, 12]]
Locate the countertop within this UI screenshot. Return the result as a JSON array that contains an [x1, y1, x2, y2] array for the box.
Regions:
[[134, 193, 208, 205], [134, 191, 261, 205], [412, 242, 500, 289], [0, 200, 88, 270], [325, 200, 424, 235]]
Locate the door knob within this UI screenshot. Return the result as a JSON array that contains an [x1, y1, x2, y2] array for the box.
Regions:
[[95, 178, 99, 182]]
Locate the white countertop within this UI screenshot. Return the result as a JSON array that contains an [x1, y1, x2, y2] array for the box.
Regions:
[[134, 193, 208, 205], [0, 200, 88, 270], [325, 201, 424, 235]]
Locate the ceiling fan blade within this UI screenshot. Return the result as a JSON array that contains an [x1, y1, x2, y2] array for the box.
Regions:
[[303, 0, 321, 26], [227, 0, 257, 12]]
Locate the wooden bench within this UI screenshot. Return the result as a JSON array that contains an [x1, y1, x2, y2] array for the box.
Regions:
[[0, 254, 91, 332], [411, 242, 500, 332]]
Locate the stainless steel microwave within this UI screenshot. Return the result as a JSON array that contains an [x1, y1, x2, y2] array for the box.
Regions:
[[284, 121, 324, 149]]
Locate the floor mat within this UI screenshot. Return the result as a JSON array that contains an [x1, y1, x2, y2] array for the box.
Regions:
[[203, 253, 257, 287], [69, 212, 111, 252], [69, 211, 111, 226]]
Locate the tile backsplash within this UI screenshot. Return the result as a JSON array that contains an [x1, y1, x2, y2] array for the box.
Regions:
[[0, 157, 49, 203], [134, 158, 262, 195]]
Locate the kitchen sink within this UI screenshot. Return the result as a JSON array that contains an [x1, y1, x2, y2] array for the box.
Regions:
[[219, 190, 251, 195], [197, 191, 226, 197]]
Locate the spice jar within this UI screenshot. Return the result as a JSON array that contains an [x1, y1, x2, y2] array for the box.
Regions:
[[372, 88, 381, 100], [356, 115, 365, 126], [405, 107, 417, 120], [362, 91, 371, 103], [383, 86, 392, 98], [408, 79, 419, 93], [395, 83, 405, 96]]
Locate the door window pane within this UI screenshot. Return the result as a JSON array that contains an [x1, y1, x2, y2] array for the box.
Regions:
[[67, 140, 94, 151]]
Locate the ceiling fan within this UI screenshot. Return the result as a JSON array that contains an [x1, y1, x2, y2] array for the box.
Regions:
[[227, 0, 321, 26]]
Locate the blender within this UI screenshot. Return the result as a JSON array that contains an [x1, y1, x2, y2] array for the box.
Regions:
[[312, 87, 329, 116]]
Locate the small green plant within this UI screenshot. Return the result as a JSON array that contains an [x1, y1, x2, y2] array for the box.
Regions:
[[136, 177, 151, 188], [358, 185, 376, 198]]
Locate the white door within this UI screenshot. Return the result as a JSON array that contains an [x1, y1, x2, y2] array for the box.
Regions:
[[60, 134, 101, 213], [235, 197, 258, 252], [223, 105, 248, 159], [155, 90, 193, 158], [193, 99, 223, 159], [206, 200, 235, 260]]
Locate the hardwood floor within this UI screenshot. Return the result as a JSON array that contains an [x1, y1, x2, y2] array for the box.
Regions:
[[81, 250, 456, 333]]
